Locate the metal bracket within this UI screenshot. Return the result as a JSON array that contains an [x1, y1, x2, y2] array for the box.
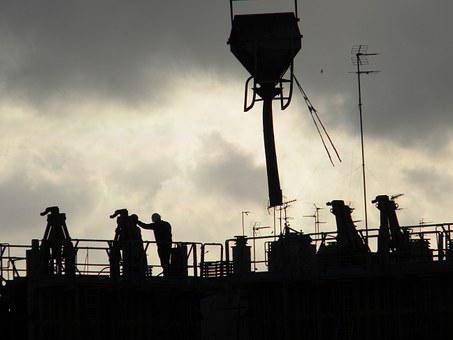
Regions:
[[244, 76, 258, 112], [279, 63, 294, 110]]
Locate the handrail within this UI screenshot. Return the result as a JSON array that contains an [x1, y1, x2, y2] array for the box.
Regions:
[[1, 222, 453, 280]]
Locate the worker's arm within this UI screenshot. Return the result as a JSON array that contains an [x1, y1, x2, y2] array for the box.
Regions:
[[137, 220, 155, 230]]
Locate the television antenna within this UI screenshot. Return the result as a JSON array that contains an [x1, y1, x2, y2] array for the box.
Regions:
[[252, 223, 271, 270], [350, 44, 379, 245], [277, 199, 297, 234], [303, 203, 326, 245]]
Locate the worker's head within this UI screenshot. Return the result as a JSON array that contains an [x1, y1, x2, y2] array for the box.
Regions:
[[110, 209, 128, 219], [130, 214, 138, 223], [40, 206, 59, 216], [152, 213, 161, 223]]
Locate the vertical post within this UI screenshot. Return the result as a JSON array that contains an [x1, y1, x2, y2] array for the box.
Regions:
[[230, 0, 234, 24], [0, 244, 4, 282], [193, 244, 198, 277], [356, 53, 369, 245], [315, 208, 319, 234], [273, 208, 277, 241], [242, 212, 245, 236], [294, 0, 299, 19], [252, 225, 257, 271], [200, 244, 205, 277], [225, 240, 230, 275], [241, 211, 250, 236]]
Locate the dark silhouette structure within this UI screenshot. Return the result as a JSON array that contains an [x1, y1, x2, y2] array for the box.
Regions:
[[1, 198, 453, 339], [109, 209, 148, 278], [137, 213, 172, 276], [25, 206, 75, 277], [373, 195, 432, 262], [228, 9, 302, 207], [316, 200, 370, 266]]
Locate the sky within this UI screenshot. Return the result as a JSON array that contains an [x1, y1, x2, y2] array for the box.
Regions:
[[0, 0, 452, 247]]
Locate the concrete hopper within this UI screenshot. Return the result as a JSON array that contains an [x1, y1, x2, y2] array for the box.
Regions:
[[229, 12, 301, 85], [228, 12, 302, 208]]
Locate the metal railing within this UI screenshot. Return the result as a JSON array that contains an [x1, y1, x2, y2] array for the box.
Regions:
[[0, 239, 223, 281], [224, 222, 453, 272], [1, 222, 452, 281]]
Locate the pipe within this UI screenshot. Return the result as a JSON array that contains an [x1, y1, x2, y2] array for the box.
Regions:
[[262, 90, 283, 207]]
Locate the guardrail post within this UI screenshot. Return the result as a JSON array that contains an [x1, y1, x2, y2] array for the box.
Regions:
[[193, 243, 198, 277], [0, 244, 5, 282]]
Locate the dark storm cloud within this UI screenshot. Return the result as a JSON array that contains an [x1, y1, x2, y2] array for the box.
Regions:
[[192, 133, 267, 205], [0, 0, 234, 106], [0, 0, 451, 145], [297, 0, 452, 148]]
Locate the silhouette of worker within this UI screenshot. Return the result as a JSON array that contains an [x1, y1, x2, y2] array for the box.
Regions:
[[128, 214, 148, 276], [111, 209, 129, 246], [40, 206, 71, 274], [110, 209, 129, 277], [110, 209, 148, 278], [137, 213, 172, 276]]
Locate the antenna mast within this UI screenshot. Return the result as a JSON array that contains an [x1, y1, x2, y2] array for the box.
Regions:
[[278, 199, 297, 234], [303, 203, 325, 246], [351, 44, 379, 245]]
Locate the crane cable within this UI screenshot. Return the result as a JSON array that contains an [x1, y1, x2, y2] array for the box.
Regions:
[[293, 75, 342, 166]]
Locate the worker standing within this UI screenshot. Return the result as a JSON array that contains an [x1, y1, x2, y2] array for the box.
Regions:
[[40, 206, 72, 274], [109, 209, 148, 278], [137, 213, 172, 276]]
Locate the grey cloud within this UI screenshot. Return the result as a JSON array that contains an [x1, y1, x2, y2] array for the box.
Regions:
[[192, 132, 267, 205], [0, 171, 97, 242], [105, 157, 178, 200], [403, 166, 453, 201]]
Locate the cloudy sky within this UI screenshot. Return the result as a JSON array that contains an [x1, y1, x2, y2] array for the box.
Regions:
[[0, 0, 452, 247]]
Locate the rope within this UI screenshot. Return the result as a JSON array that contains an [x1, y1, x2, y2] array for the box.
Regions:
[[294, 75, 342, 166]]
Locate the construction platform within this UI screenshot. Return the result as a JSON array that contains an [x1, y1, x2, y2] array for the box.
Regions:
[[2, 216, 453, 340]]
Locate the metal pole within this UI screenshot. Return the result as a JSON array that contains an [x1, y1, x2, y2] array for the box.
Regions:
[[0, 244, 4, 282], [230, 0, 234, 24], [315, 208, 319, 234], [242, 212, 245, 236], [356, 53, 369, 244], [193, 244, 198, 277], [273, 208, 277, 240], [241, 211, 250, 236], [253, 226, 256, 271], [200, 244, 205, 277]]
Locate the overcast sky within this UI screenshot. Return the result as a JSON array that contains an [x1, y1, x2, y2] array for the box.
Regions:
[[0, 0, 452, 247]]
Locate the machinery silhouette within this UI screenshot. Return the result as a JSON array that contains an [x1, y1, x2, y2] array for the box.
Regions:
[[26, 206, 75, 277], [228, 3, 302, 207]]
